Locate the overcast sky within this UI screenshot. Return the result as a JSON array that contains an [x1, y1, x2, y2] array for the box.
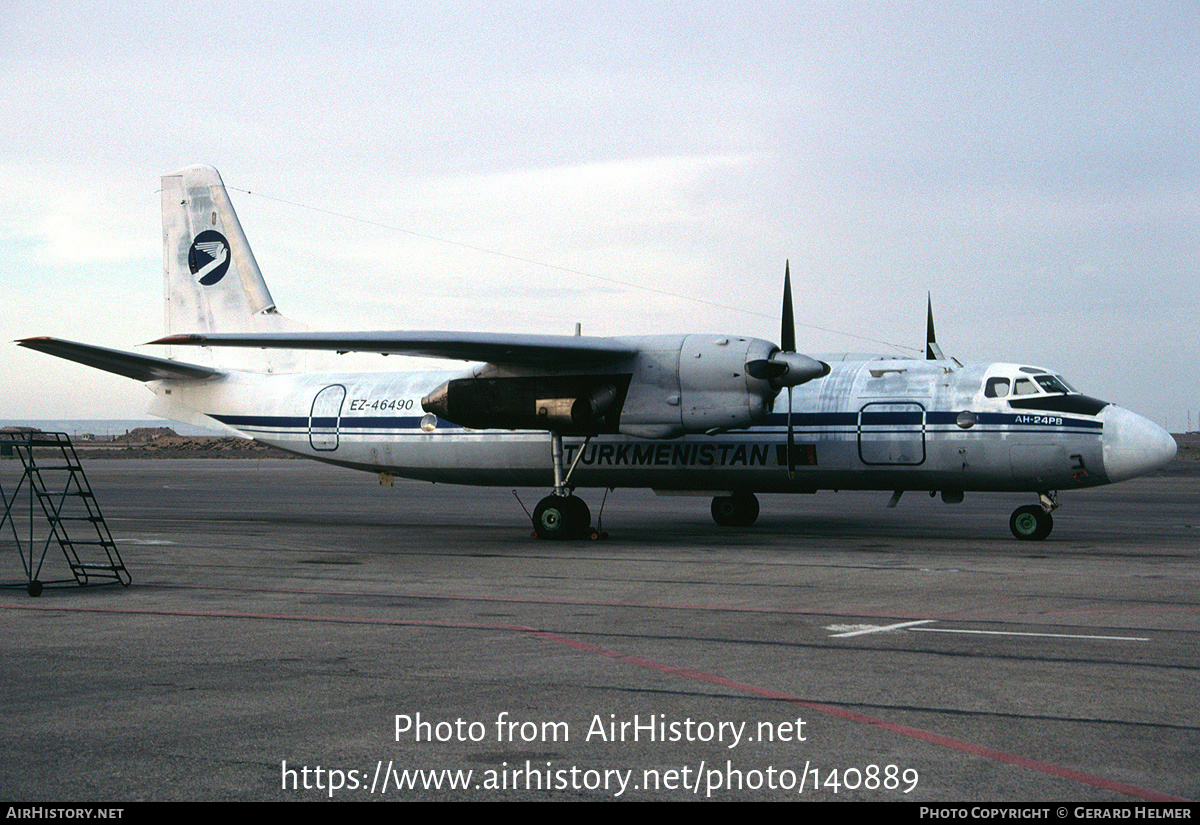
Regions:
[[2, 1, 1196, 430]]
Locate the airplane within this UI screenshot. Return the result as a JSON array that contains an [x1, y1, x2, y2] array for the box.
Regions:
[[18, 165, 1177, 541]]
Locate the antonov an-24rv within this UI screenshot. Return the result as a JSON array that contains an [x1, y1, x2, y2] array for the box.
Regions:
[[19, 165, 1177, 541]]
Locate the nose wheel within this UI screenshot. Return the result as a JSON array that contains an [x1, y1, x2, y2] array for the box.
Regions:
[[1010, 492, 1057, 540]]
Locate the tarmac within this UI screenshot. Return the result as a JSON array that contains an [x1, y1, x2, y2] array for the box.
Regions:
[[2, 457, 1197, 802]]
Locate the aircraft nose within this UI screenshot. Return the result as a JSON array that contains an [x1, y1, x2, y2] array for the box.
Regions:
[[1100, 405, 1177, 483]]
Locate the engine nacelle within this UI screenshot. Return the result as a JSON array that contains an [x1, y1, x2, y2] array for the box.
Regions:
[[420, 335, 799, 440], [618, 335, 778, 439]]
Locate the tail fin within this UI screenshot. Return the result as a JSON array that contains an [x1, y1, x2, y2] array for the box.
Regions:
[[161, 165, 301, 368]]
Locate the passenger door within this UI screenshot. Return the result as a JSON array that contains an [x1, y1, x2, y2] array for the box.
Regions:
[[309, 385, 346, 451]]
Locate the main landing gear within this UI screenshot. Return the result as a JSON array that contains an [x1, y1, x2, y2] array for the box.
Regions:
[[532, 494, 595, 540], [1009, 491, 1058, 541], [531, 432, 603, 540], [710, 491, 760, 527]]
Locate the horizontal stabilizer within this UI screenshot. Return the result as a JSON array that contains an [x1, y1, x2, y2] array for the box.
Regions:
[[150, 331, 639, 369], [17, 337, 222, 382]]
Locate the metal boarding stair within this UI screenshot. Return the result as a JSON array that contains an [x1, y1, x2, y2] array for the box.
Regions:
[[1, 432, 131, 596]]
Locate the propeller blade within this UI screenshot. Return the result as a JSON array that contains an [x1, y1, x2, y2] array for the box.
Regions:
[[787, 386, 795, 479], [781, 261, 795, 353], [926, 292, 945, 360]]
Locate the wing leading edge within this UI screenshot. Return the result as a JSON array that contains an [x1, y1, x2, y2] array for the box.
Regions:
[[150, 331, 639, 369], [17, 337, 222, 382]]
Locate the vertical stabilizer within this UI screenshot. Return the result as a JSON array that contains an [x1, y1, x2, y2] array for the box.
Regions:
[[163, 165, 281, 333], [161, 166, 301, 369]]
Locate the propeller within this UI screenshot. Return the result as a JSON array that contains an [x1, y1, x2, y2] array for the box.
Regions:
[[745, 262, 829, 478], [925, 292, 945, 361]]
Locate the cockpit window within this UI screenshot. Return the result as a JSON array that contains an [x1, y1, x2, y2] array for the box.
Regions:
[[987, 372, 1081, 401], [984, 377, 1010, 398], [1034, 375, 1073, 395]]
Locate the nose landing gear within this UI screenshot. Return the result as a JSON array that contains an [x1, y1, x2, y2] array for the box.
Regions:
[[1010, 491, 1058, 540]]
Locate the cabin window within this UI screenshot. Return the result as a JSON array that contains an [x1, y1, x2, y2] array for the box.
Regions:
[[1012, 377, 1039, 395], [984, 377, 1010, 398]]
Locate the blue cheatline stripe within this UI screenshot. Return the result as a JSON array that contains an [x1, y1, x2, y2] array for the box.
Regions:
[[211, 414, 441, 430], [212, 414, 308, 428], [761, 412, 1102, 431]]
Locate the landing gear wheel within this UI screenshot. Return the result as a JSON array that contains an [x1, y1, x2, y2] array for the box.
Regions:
[[533, 495, 591, 540], [711, 491, 760, 527], [563, 495, 591, 538], [1010, 505, 1053, 541], [27, 579, 42, 598]]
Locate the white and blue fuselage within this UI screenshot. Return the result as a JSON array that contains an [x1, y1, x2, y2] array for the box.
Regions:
[[153, 353, 1174, 496]]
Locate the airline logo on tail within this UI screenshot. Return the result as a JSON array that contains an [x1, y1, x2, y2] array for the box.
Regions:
[[188, 230, 230, 285]]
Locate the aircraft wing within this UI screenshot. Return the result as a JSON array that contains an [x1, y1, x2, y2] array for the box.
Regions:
[[151, 331, 639, 369], [17, 337, 223, 382]]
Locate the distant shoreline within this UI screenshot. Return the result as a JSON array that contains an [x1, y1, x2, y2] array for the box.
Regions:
[[2, 425, 296, 459], [0, 419, 223, 438], [69, 439, 300, 460]]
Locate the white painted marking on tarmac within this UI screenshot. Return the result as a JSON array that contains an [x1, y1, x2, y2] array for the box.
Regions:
[[909, 628, 1149, 642], [827, 619, 937, 637]]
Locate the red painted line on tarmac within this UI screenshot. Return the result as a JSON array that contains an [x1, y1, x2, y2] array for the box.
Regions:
[[6, 601, 1188, 802]]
